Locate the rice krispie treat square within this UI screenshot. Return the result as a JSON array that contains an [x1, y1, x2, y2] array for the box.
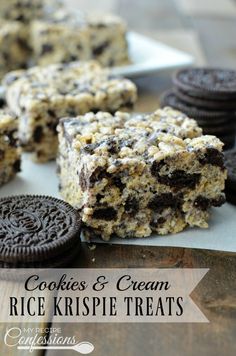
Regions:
[[0, 0, 61, 23], [31, 9, 130, 67], [0, 110, 21, 187], [4, 61, 137, 162], [87, 13, 130, 67], [0, 20, 30, 80], [57, 108, 226, 241], [31, 10, 91, 66]]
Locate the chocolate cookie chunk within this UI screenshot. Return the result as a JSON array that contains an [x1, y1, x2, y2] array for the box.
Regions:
[[0, 195, 81, 268], [174, 68, 236, 100]]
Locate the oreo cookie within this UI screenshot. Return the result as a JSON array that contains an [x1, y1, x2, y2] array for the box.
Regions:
[[0, 195, 81, 268], [173, 68, 236, 100], [160, 90, 236, 149], [160, 90, 235, 122], [225, 150, 236, 190], [175, 88, 236, 111], [224, 150, 236, 205]]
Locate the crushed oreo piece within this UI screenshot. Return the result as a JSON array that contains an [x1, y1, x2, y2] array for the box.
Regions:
[[47, 121, 58, 134], [79, 166, 88, 192], [33, 126, 43, 143], [13, 159, 21, 173], [90, 166, 109, 185], [83, 142, 99, 155], [150, 217, 166, 228], [148, 193, 182, 211], [92, 41, 109, 56], [125, 197, 139, 215], [92, 208, 117, 221], [96, 194, 104, 203], [199, 148, 225, 168], [112, 176, 125, 191], [47, 109, 56, 117], [158, 170, 201, 189], [41, 43, 54, 55], [194, 195, 226, 210], [151, 160, 166, 177]]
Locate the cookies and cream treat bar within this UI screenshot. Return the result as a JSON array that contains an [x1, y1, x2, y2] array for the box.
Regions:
[[4, 61, 137, 162], [31, 9, 91, 66], [31, 9, 129, 67], [0, 110, 21, 187], [87, 14, 129, 67], [57, 108, 226, 241], [0, 0, 62, 78], [0, 0, 61, 23], [0, 20, 30, 79]]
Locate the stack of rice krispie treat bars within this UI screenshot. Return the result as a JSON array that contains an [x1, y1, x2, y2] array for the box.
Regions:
[[0, 0, 130, 79]]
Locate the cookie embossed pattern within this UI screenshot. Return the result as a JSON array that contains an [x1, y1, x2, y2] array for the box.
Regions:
[[0, 195, 81, 268]]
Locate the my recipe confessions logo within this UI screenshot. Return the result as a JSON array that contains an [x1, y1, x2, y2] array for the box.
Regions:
[[4, 327, 94, 354]]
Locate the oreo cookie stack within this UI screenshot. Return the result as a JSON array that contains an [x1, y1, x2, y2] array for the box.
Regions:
[[160, 68, 236, 150], [224, 150, 236, 205]]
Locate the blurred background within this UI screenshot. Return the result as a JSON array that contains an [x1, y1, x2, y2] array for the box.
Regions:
[[66, 0, 236, 112]]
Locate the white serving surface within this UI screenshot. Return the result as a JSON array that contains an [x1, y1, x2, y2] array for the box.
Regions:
[[111, 32, 194, 78]]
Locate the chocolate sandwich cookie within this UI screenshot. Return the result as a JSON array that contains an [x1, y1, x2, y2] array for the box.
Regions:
[[160, 90, 235, 125], [224, 150, 236, 190], [0, 195, 81, 268], [173, 68, 236, 100], [203, 122, 236, 136], [175, 88, 236, 111], [215, 134, 235, 151], [224, 150, 236, 205], [160, 90, 236, 149]]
